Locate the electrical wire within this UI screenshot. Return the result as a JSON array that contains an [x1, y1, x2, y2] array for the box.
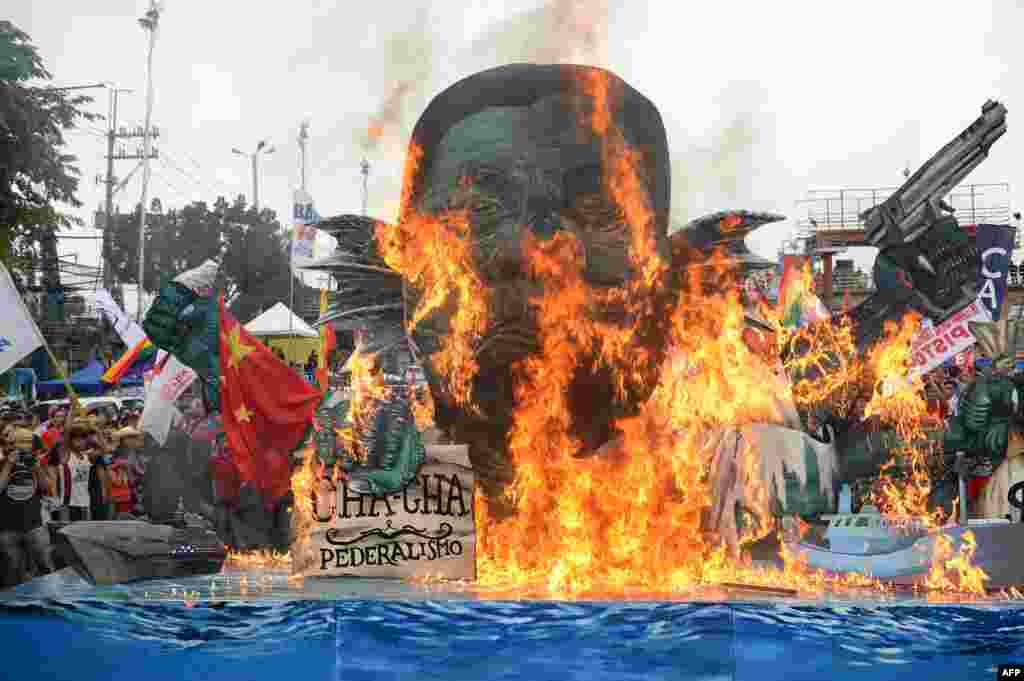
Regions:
[[157, 155, 219, 200], [150, 169, 191, 204], [163, 149, 237, 198]]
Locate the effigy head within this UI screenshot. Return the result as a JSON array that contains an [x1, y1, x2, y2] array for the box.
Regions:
[[406, 63, 670, 274], [401, 62, 671, 376]]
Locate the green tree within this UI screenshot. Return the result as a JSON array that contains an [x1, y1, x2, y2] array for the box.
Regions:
[[108, 194, 310, 322], [0, 21, 99, 280]]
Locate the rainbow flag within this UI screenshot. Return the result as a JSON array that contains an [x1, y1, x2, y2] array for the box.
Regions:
[[778, 256, 830, 328], [102, 338, 156, 384]]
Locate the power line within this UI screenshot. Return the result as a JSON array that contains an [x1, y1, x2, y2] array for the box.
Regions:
[[151, 168, 193, 204], [41, 83, 108, 92], [160, 152, 211, 192], [164, 148, 237, 197], [67, 129, 107, 139], [158, 154, 213, 196]]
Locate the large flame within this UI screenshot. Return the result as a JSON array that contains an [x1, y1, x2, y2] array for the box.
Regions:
[[475, 70, 833, 596], [376, 147, 490, 410], [343, 347, 391, 462]]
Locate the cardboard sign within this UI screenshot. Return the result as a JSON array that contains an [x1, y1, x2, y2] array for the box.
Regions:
[[908, 298, 991, 377], [291, 445, 476, 580]]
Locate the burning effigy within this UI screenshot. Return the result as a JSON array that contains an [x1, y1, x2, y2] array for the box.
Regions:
[[238, 64, 1023, 597], [330, 63, 1022, 596]]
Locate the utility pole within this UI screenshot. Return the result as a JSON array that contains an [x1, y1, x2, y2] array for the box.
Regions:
[[232, 141, 274, 213], [290, 123, 310, 336], [252, 153, 259, 213], [299, 121, 309, 193], [360, 159, 370, 217], [101, 87, 137, 307], [137, 1, 161, 322]]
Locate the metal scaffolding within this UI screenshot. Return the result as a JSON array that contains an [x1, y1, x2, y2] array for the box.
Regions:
[[796, 182, 1014, 245]]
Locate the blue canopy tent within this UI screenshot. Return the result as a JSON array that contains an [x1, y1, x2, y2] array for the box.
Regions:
[[1, 368, 37, 403], [36, 359, 142, 398]]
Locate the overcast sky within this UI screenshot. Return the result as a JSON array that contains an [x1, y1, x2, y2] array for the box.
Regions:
[[9, 0, 1024, 314]]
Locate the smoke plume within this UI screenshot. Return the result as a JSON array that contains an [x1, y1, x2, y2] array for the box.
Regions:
[[357, 6, 435, 153], [465, 0, 613, 66], [668, 85, 765, 230]]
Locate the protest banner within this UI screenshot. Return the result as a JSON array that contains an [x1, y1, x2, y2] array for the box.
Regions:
[[976, 224, 1017, 320], [0, 263, 45, 376], [139, 354, 197, 445], [909, 298, 991, 377], [291, 445, 476, 580]]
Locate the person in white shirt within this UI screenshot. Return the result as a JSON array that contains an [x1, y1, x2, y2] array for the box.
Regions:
[[65, 419, 96, 521], [944, 380, 960, 417]]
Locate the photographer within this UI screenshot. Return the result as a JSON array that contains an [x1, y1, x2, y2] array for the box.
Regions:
[[0, 428, 54, 586]]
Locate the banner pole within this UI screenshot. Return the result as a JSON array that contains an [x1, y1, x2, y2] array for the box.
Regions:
[[39, 336, 79, 405]]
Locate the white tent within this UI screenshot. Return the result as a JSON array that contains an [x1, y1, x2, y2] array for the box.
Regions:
[[244, 302, 318, 338]]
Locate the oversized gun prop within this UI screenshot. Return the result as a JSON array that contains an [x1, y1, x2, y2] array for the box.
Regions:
[[786, 101, 1007, 399], [863, 101, 1007, 249], [841, 101, 1006, 351]]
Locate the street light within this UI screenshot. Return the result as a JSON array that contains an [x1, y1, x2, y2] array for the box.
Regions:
[[232, 141, 275, 213]]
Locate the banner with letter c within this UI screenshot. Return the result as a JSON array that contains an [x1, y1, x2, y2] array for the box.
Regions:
[[976, 223, 1016, 320]]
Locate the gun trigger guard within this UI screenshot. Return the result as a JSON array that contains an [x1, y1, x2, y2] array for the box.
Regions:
[[913, 290, 948, 320]]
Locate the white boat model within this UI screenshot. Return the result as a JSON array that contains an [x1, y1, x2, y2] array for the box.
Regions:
[[783, 487, 1024, 589]]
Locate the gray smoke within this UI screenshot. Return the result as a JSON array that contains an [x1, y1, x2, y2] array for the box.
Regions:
[[668, 84, 767, 230], [357, 6, 435, 153], [464, 0, 614, 67]]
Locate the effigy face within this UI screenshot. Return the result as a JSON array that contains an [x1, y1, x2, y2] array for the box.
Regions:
[[399, 65, 672, 490]]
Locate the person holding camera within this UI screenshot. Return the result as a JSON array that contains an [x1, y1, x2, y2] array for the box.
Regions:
[[0, 428, 55, 586]]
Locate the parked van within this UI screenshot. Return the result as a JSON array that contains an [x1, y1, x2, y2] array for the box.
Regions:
[[34, 396, 126, 421]]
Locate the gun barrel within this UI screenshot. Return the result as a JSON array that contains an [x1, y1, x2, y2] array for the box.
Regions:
[[862, 100, 1007, 247]]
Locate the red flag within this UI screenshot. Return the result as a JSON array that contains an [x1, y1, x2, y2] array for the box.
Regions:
[[218, 296, 322, 506]]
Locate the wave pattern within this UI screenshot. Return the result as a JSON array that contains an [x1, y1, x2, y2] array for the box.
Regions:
[[1, 569, 1024, 679]]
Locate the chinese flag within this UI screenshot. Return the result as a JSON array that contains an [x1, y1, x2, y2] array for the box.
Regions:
[[218, 296, 322, 505]]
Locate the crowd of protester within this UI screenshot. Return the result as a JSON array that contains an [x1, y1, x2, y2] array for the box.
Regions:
[[0, 400, 148, 587], [270, 347, 322, 384], [0, 334, 355, 590], [922, 363, 970, 425]]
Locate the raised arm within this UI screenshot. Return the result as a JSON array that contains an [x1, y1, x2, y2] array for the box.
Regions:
[[63, 399, 77, 433], [0, 452, 13, 492]]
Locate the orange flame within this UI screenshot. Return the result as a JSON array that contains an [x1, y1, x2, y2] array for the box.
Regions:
[[376, 145, 490, 410], [410, 385, 436, 430]]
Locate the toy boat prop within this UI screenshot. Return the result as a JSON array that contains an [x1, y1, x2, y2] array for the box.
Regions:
[[47, 506, 226, 586], [783, 505, 1024, 589]]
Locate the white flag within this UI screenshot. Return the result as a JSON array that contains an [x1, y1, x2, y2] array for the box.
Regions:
[[0, 263, 45, 376], [291, 188, 319, 269], [139, 354, 197, 446], [94, 289, 148, 348]]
